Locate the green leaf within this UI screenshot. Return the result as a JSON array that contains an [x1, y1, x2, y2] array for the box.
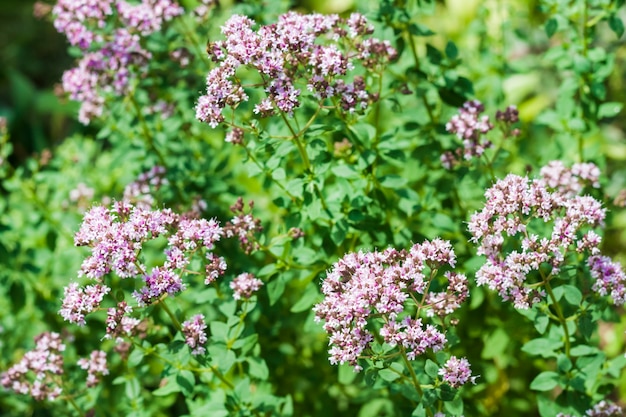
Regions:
[[408, 23, 434, 36], [290, 282, 320, 313], [444, 395, 463, 415], [338, 364, 356, 385], [378, 368, 400, 382], [271, 167, 286, 180], [557, 354, 572, 372], [210, 322, 229, 342], [609, 16, 625, 38], [152, 377, 181, 396], [247, 357, 269, 380], [521, 338, 563, 358], [425, 359, 440, 379], [330, 220, 347, 245], [349, 123, 376, 147], [562, 285, 582, 306], [578, 311, 594, 340], [127, 347, 144, 367], [445, 41, 458, 60], [530, 371, 559, 391], [598, 102, 623, 119], [125, 377, 141, 399], [267, 276, 286, 306], [331, 164, 361, 179], [379, 175, 407, 189], [208, 344, 236, 373], [411, 404, 427, 417], [545, 18, 558, 37], [570, 345, 599, 356], [534, 314, 549, 334], [176, 370, 195, 396], [482, 328, 509, 359]]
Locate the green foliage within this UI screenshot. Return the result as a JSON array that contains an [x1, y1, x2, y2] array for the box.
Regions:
[[1, 0, 626, 416]]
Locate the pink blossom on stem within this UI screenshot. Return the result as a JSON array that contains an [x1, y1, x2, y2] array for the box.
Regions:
[[314, 239, 466, 371], [230, 273, 263, 300], [1, 332, 65, 401], [182, 314, 207, 355], [77, 350, 109, 387], [468, 163, 609, 308], [60, 282, 111, 325], [196, 12, 396, 130], [438, 356, 478, 388], [104, 301, 141, 343]]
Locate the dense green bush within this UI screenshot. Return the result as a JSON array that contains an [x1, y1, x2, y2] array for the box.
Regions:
[[1, 1, 625, 416]]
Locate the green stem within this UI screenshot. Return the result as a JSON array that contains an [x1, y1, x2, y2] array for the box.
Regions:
[[63, 393, 86, 417], [158, 298, 181, 331], [175, 16, 211, 70], [279, 113, 331, 213], [280, 112, 311, 172], [543, 277, 571, 357], [406, 30, 436, 124], [399, 347, 430, 416], [129, 94, 185, 203]]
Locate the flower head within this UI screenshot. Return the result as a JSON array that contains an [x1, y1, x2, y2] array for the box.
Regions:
[[182, 314, 208, 355], [469, 163, 608, 308], [1, 332, 66, 401], [314, 239, 466, 371], [230, 273, 263, 300], [438, 356, 478, 388]]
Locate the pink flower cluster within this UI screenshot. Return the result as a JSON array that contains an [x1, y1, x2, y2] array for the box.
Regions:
[[230, 273, 264, 300], [196, 12, 396, 128], [181, 314, 208, 355], [313, 239, 468, 371], [59, 282, 111, 325], [1, 332, 65, 401], [77, 350, 109, 387], [117, 0, 183, 36], [557, 401, 623, 417], [104, 301, 142, 342], [60, 200, 225, 327], [61, 29, 151, 124], [53, 0, 183, 124], [224, 197, 263, 254], [122, 165, 168, 210], [52, 0, 114, 48], [539, 160, 601, 197], [468, 162, 613, 308], [438, 356, 478, 388], [441, 101, 519, 169]]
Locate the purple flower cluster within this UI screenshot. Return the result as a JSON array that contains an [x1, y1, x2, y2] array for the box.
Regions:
[[438, 356, 478, 388], [539, 160, 601, 197], [442, 101, 519, 169], [117, 0, 183, 36], [230, 273, 264, 300], [52, 0, 114, 48], [77, 350, 109, 387], [313, 239, 467, 371], [61, 29, 151, 124], [181, 314, 208, 355], [224, 198, 263, 254], [557, 400, 623, 417], [196, 12, 396, 128], [53, 0, 183, 124], [587, 256, 626, 306], [59, 282, 111, 325], [1, 332, 65, 401], [468, 163, 609, 308], [104, 301, 142, 343], [61, 201, 225, 327], [122, 166, 168, 210]]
